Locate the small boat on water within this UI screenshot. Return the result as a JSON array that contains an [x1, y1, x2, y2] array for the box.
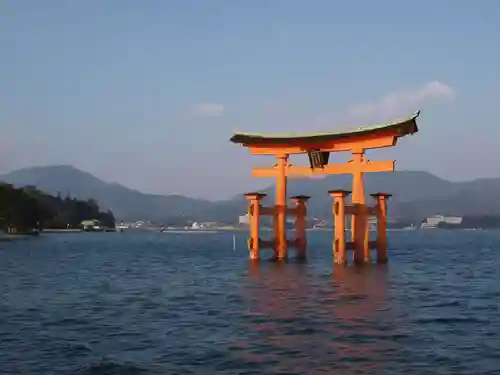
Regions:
[[160, 229, 219, 234], [160, 221, 219, 234]]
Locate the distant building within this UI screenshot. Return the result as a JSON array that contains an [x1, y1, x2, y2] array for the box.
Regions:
[[200, 221, 219, 228], [367, 216, 377, 231], [238, 214, 250, 225], [116, 222, 132, 230], [421, 215, 463, 229], [443, 216, 463, 225], [81, 219, 100, 230]]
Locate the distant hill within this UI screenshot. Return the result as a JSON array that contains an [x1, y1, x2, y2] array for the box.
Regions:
[[0, 165, 239, 223], [2, 165, 500, 223]]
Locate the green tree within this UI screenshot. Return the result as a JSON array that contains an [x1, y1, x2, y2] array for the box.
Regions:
[[0, 183, 115, 231]]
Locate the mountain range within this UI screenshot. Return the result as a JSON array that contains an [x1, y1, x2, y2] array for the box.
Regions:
[[1, 165, 500, 224]]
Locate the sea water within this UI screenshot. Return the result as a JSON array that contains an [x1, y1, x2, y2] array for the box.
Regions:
[[1, 230, 499, 374]]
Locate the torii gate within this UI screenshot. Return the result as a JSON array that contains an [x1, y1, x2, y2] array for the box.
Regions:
[[230, 111, 420, 265]]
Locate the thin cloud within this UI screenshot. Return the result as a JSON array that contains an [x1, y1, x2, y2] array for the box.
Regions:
[[192, 103, 225, 117], [346, 81, 455, 120], [315, 80, 456, 128]]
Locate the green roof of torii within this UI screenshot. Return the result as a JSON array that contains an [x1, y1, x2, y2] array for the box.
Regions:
[[230, 111, 420, 145]]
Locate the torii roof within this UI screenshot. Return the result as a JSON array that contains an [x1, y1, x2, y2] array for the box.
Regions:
[[230, 111, 420, 146]]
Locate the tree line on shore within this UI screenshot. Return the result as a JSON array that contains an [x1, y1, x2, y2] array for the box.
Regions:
[[0, 183, 115, 232]]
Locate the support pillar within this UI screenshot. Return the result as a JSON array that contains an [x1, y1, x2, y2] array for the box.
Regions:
[[371, 192, 391, 264], [244, 193, 266, 261], [329, 190, 351, 266], [290, 195, 310, 260], [350, 150, 370, 264], [274, 154, 289, 260]]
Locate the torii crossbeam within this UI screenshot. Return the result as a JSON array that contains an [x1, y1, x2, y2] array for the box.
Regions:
[[230, 111, 420, 265]]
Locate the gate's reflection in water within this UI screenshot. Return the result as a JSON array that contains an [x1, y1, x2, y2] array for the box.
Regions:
[[233, 262, 394, 374]]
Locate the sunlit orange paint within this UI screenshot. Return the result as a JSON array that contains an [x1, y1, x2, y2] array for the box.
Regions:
[[244, 193, 266, 261], [290, 195, 310, 260], [329, 190, 350, 266], [232, 111, 419, 264]]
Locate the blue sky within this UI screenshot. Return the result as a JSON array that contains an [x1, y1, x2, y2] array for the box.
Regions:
[[1, 0, 499, 199]]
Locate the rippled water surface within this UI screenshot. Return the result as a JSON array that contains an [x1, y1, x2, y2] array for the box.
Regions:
[[1, 230, 500, 374]]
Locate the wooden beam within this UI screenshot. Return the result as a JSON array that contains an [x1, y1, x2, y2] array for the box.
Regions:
[[260, 206, 275, 216], [248, 135, 397, 155], [345, 205, 378, 216], [252, 160, 395, 178]]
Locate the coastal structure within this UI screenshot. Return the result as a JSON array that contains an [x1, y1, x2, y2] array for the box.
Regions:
[[230, 111, 420, 265], [421, 215, 463, 229], [238, 214, 250, 225], [81, 219, 101, 230]]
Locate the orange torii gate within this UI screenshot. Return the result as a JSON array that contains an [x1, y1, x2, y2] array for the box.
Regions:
[[230, 111, 420, 265]]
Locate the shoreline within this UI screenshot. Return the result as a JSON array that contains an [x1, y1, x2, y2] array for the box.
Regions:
[[42, 229, 83, 233]]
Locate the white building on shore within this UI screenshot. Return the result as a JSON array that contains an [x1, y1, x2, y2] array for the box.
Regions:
[[421, 215, 463, 229], [238, 214, 250, 225]]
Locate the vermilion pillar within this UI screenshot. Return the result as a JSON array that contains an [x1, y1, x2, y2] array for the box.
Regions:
[[290, 195, 310, 260], [275, 154, 289, 260], [350, 150, 370, 264], [329, 190, 351, 266], [244, 192, 266, 261], [371, 192, 391, 264]]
